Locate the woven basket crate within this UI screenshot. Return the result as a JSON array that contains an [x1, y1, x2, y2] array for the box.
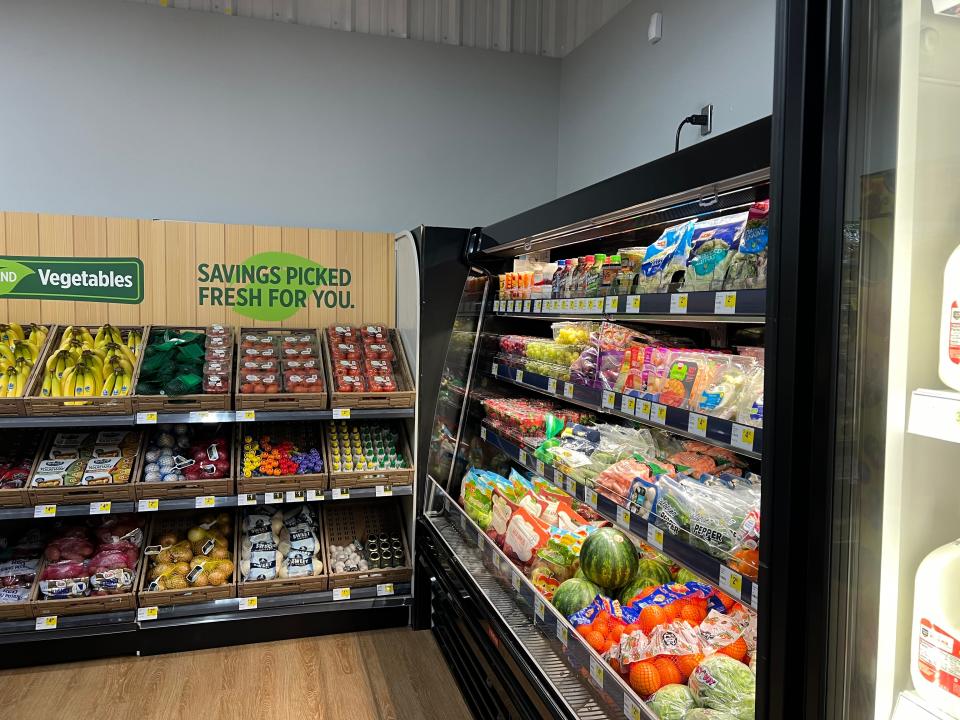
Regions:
[[323, 499, 411, 590], [323, 329, 415, 410]]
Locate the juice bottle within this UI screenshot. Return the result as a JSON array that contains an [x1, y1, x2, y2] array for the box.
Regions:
[[562, 258, 578, 297], [551, 260, 566, 298], [600, 254, 621, 296], [584, 254, 606, 297], [940, 244, 960, 391], [498, 273, 506, 301], [574, 256, 593, 297]]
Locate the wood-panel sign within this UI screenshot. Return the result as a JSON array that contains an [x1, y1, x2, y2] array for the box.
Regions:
[[0, 212, 396, 328]]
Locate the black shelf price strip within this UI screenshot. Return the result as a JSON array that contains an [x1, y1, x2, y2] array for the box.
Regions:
[[0, 485, 413, 520], [430, 479, 656, 720], [479, 424, 759, 612], [487, 363, 762, 459], [492, 289, 765, 321]]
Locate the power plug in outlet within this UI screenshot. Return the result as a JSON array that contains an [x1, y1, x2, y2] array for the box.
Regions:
[[700, 104, 714, 136]]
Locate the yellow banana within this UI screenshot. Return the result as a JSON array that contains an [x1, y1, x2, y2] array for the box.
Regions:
[[101, 370, 117, 397], [107, 356, 133, 376], [14, 367, 26, 397], [27, 324, 48, 348], [50, 350, 76, 379], [0, 376, 7, 398], [80, 350, 103, 374], [12, 340, 37, 364], [51, 371, 61, 398], [115, 370, 131, 397], [0, 323, 24, 344], [0, 344, 15, 366], [40, 370, 54, 398]]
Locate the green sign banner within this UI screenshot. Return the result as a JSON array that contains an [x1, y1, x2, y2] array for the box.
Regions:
[[0, 256, 144, 304], [196, 251, 353, 322]]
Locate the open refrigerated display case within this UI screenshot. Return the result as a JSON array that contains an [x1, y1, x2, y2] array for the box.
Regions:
[[414, 118, 773, 720]]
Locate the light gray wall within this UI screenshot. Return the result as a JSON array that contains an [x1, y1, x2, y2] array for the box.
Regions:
[[556, 0, 776, 196], [0, 0, 560, 232]]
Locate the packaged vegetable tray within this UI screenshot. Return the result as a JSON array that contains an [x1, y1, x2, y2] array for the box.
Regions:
[[322, 326, 415, 409], [235, 327, 328, 411], [134, 326, 232, 412]]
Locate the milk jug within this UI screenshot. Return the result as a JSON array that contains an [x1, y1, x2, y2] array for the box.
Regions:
[[911, 539, 960, 717]]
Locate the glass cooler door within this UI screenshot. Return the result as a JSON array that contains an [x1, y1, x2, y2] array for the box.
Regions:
[[821, 1, 960, 719]]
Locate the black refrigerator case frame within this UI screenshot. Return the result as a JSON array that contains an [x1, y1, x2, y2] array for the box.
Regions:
[[412, 117, 787, 719]]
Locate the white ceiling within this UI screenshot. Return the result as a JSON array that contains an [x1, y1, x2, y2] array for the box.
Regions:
[[125, 0, 633, 57]]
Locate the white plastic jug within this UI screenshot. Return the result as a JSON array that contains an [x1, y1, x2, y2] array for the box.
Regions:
[[911, 539, 960, 718], [939, 246, 960, 391]]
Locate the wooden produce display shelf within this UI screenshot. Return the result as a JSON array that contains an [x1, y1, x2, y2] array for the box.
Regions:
[[133, 424, 235, 501], [27, 428, 144, 506], [235, 328, 328, 412], [323, 499, 411, 590], [0, 323, 56, 418], [134, 326, 232, 413], [326, 421, 413, 491], [237, 504, 329, 597], [24, 324, 144, 417], [136, 513, 238, 607], [30, 554, 143, 618], [323, 329, 415, 410], [234, 423, 329, 495], [0, 428, 44, 508]]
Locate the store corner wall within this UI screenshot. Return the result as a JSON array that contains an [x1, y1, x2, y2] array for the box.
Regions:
[[555, 0, 776, 196], [0, 0, 561, 233]]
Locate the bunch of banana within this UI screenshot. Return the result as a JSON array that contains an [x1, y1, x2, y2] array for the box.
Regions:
[[36, 324, 140, 400], [0, 323, 49, 398]]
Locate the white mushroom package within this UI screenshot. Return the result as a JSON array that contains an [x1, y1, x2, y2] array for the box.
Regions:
[[240, 505, 324, 581]]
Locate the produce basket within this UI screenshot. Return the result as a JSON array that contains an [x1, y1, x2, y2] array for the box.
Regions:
[[0, 524, 42, 620], [31, 553, 143, 617], [30, 515, 148, 617], [322, 329, 415, 409], [0, 323, 56, 418], [0, 429, 44, 508], [27, 429, 144, 506], [322, 499, 411, 590], [237, 504, 329, 597], [134, 326, 232, 413], [0, 575, 37, 620], [136, 512, 238, 607], [24, 324, 145, 417], [234, 423, 329, 495], [134, 424, 234, 501], [234, 328, 328, 411], [326, 421, 413, 491]]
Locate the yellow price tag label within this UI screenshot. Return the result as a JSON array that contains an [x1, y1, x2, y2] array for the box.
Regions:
[[332, 408, 351, 419], [556, 622, 568, 647], [601, 390, 616, 410], [138, 498, 159, 512], [616, 505, 631, 530], [647, 524, 664, 549], [333, 587, 351, 601], [688, 413, 708, 437], [33, 504, 56, 518], [137, 606, 158, 621], [332, 488, 350, 500], [620, 395, 636, 415], [516, 369, 524, 383], [35, 616, 57, 630], [535, 459, 545, 475], [670, 293, 689, 314], [651, 403, 667, 425], [586, 489, 598, 509], [715, 291, 738, 314], [563, 382, 574, 399], [719, 566, 743, 597], [239, 596, 258, 610], [136, 412, 158, 424], [285, 491, 305, 503], [377, 583, 395, 596], [589, 657, 604, 687], [546, 378, 557, 394], [731, 423, 756, 451], [637, 399, 651, 420], [236, 409, 256, 422], [375, 485, 393, 497], [89, 501, 112, 515], [624, 697, 644, 720], [627, 295, 641, 314], [195, 495, 215, 509]]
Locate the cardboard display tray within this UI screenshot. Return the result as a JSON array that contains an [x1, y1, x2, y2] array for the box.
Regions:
[[133, 326, 232, 413], [323, 329, 415, 409], [24, 324, 145, 416], [27, 428, 144, 506], [326, 421, 413, 491], [0, 323, 57, 417], [136, 512, 237, 607], [234, 423, 329, 495], [133, 423, 234, 501], [323, 499, 411, 590], [237, 503, 329, 597], [235, 327, 328, 411]]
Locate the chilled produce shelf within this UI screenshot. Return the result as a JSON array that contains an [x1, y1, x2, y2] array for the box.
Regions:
[[0, 484, 413, 519], [0, 407, 416, 428], [486, 362, 762, 459], [479, 424, 759, 611], [425, 478, 654, 720], [492, 289, 765, 323], [0, 609, 138, 644]]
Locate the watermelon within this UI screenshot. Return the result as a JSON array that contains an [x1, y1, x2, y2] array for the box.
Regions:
[[636, 558, 672, 585], [552, 577, 601, 618], [675, 567, 702, 585], [579, 527, 639, 591], [618, 577, 658, 605]]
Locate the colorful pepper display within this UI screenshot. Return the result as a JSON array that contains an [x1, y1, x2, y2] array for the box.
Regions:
[[241, 424, 324, 478]]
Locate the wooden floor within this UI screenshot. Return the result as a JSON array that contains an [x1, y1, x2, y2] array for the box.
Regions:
[[0, 629, 472, 720]]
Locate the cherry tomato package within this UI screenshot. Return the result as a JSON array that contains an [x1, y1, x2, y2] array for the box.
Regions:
[[335, 374, 367, 392], [239, 370, 281, 394], [368, 373, 397, 392]]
